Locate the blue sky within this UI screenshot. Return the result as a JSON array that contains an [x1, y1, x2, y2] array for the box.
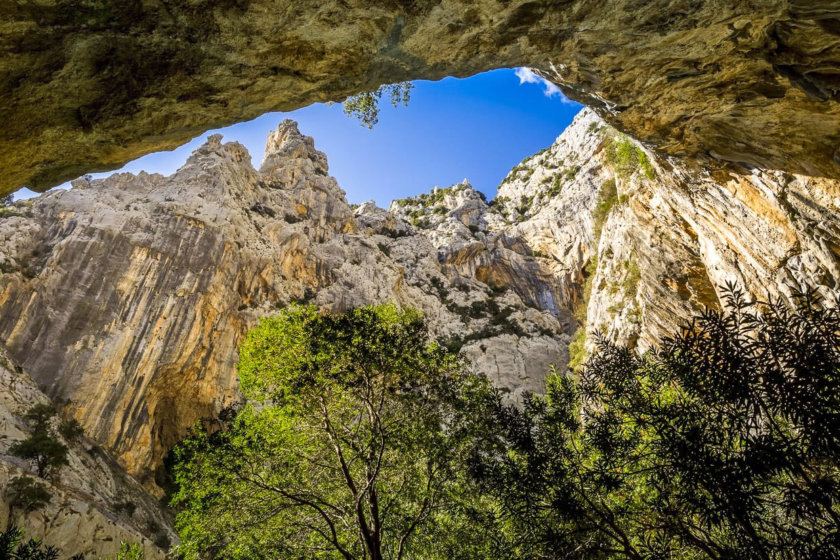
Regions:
[[15, 69, 582, 206]]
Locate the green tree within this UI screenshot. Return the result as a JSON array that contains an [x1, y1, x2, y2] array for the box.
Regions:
[[603, 134, 655, 180], [22, 404, 56, 432], [472, 284, 840, 559], [10, 405, 68, 479], [9, 432, 69, 479], [105, 542, 144, 560], [58, 418, 84, 443], [0, 525, 75, 560], [343, 83, 413, 129], [1, 194, 12, 207], [172, 304, 501, 560], [5, 476, 51, 519]]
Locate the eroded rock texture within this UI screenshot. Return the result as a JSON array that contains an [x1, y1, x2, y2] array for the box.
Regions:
[[485, 109, 840, 355], [6, 110, 840, 491], [3, 106, 840, 554], [0, 344, 173, 557], [0, 122, 570, 480], [2, 0, 840, 195]]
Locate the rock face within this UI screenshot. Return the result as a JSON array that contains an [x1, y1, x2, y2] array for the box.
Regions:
[[482, 110, 609, 312], [0, 121, 570, 483], [3, 111, 840, 553], [2, 1, 840, 195], [0, 344, 173, 558], [484, 109, 840, 358], [587, 138, 840, 350]]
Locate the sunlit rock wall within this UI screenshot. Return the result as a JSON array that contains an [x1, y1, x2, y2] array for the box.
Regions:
[[0, 344, 173, 558], [0, 122, 570, 479]]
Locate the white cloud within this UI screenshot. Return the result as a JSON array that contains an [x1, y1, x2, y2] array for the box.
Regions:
[[514, 67, 568, 101]]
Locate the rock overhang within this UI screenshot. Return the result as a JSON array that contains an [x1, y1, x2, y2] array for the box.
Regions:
[[2, 0, 840, 197]]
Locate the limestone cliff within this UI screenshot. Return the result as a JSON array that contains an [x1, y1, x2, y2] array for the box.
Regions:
[[3, 111, 840, 553], [3, 1, 840, 195], [488, 108, 840, 359], [0, 344, 173, 558], [0, 121, 569, 487]]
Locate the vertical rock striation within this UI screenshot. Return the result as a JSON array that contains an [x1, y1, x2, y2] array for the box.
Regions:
[[0, 121, 570, 480], [490, 109, 840, 355], [0, 344, 173, 557]]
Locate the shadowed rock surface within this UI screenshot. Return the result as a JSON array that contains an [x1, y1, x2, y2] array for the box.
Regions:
[[2, 0, 840, 195]]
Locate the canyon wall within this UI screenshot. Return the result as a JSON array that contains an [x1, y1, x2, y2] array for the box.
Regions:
[[0, 344, 173, 558], [2, 0, 840, 195], [0, 121, 571, 484], [489, 110, 840, 357], [2, 109, 840, 553]]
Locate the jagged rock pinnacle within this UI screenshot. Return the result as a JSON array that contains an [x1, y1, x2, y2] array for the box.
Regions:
[[261, 119, 328, 176]]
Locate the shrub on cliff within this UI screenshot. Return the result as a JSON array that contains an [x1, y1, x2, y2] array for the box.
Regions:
[[58, 418, 84, 443], [9, 432, 69, 480], [603, 134, 656, 180], [5, 476, 51, 517], [107, 542, 144, 560], [10, 405, 68, 479], [0, 529, 143, 560], [22, 404, 57, 432]]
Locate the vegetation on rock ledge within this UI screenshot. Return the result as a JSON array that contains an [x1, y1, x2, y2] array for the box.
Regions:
[[9, 404, 68, 479], [603, 134, 656, 180]]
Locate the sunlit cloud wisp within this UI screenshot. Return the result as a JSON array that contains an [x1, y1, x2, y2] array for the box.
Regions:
[[514, 67, 569, 101]]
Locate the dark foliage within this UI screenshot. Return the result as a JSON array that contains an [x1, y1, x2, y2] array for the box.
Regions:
[[4, 477, 51, 517], [58, 418, 84, 443], [21, 405, 56, 432], [9, 405, 68, 479], [0, 526, 67, 560], [471, 283, 840, 559]]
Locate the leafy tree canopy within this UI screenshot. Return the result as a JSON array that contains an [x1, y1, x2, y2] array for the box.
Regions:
[[10, 428, 68, 480], [171, 286, 840, 560], [343, 83, 413, 129], [172, 303, 503, 560]]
